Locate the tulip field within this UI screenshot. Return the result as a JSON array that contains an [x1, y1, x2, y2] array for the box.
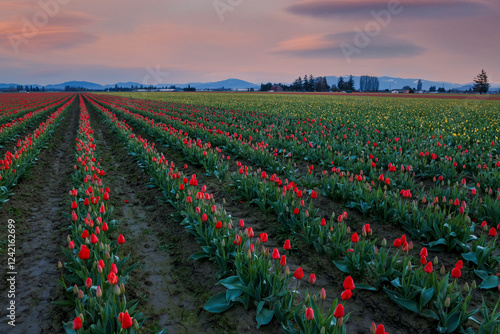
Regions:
[[1, 92, 500, 334]]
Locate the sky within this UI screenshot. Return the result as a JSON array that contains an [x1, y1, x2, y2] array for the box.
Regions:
[[0, 0, 499, 85]]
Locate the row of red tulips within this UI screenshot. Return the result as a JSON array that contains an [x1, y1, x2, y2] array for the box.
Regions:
[[0, 95, 71, 146], [57, 95, 161, 334], [0, 95, 76, 208], [0, 93, 68, 117]]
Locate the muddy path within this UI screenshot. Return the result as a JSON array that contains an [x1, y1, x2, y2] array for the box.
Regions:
[[88, 103, 280, 333], [0, 98, 79, 333]]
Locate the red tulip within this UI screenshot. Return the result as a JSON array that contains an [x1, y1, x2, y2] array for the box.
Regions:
[[420, 256, 427, 265], [455, 260, 463, 269], [306, 307, 314, 321], [90, 234, 98, 244], [309, 273, 316, 285], [375, 324, 387, 334], [81, 230, 89, 239], [320, 218, 326, 226], [202, 213, 208, 222], [343, 276, 355, 290], [451, 267, 461, 279], [215, 221, 223, 229], [121, 312, 133, 329], [111, 263, 118, 274], [102, 222, 108, 231], [234, 235, 241, 245], [311, 190, 317, 199], [108, 272, 118, 285], [98, 259, 105, 269], [393, 238, 401, 248], [341, 289, 353, 300], [280, 255, 286, 266], [293, 267, 304, 279], [247, 227, 254, 238], [489, 228, 497, 237], [283, 239, 291, 250], [351, 232, 359, 243], [73, 317, 83, 330], [272, 248, 280, 260], [424, 262, 433, 273], [334, 304, 344, 318], [71, 201, 78, 209], [118, 234, 125, 244], [85, 278, 92, 289], [78, 245, 90, 260], [293, 207, 300, 215], [68, 240, 75, 249], [259, 232, 268, 243]]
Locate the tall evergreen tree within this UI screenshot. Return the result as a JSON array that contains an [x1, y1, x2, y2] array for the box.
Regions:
[[347, 75, 355, 91], [338, 76, 345, 91], [417, 79, 422, 91], [473, 69, 490, 94], [322, 77, 330, 91]]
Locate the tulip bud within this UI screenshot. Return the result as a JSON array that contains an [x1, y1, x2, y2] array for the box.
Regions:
[[444, 297, 451, 308], [337, 317, 343, 327], [305, 293, 311, 305], [120, 282, 125, 294], [472, 280, 477, 289], [96, 285, 102, 298], [433, 256, 439, 265], [463, 283, 470, 293], [79, 313, 84, 323], [134, 319, 140, 330], [440, 265, 446, 275], [320, 327, 325, 334], [320, 288, 326, 300], [381, 238, 387, 247], [78, 289, 84, 299], [285, 266, 290, 276], [105, 251, 110, 260], [370, 322, 376, 334], [114, 284, 121, 295], [58, 261, 63, 268], [374, 246, 379, 255], [73, 284, 79, 295]]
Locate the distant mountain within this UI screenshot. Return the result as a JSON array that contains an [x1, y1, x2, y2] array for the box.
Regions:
[[187, 78, 259, 89], [1, 77, 498, 92], [7, 78, 259, 91], [102, 82, 142, 89], [0, 83, 44, 89], [324, 76, 470, 91], [44, 81, 106, 90]]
